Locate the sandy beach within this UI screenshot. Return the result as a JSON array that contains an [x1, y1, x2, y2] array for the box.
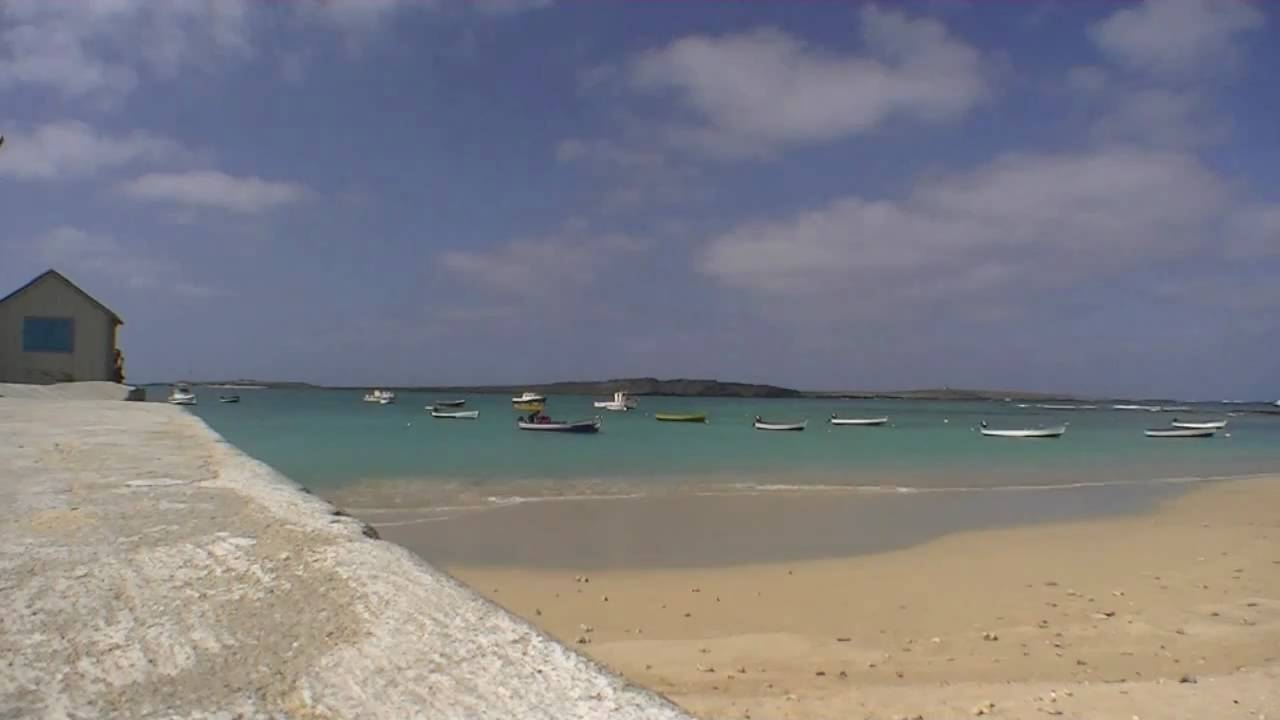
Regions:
[[384, 476, 1280, 719]]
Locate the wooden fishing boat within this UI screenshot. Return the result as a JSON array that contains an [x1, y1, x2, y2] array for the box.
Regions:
[[431, 409, 479, 419], [1144, 428, 1216, 438], [829, 414, 888, 426], [979, 422, 1066, 438], [654, 413, 707, 423], [433, 399, 466, 408], [516, 415, 601, 433], [753, 416, 806, 431]]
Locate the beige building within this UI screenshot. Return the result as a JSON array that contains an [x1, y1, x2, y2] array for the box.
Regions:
[[0, 270, 124, 384]]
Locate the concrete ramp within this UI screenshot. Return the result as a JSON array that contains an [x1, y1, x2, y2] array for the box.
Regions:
[[0, 399, 691, 719]]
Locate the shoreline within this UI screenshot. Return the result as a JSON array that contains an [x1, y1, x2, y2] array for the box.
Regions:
[[351, 471, 1263, 570], [435, 474, 1280, 718]]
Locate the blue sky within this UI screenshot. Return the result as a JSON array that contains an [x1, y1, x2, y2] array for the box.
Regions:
[[2, 0, 1277, 398]]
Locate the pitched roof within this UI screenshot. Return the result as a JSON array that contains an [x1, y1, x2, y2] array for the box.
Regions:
[[0, 269, 123, 325]]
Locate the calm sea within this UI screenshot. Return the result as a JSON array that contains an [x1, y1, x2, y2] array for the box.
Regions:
[[157, 387, 1280, 503]]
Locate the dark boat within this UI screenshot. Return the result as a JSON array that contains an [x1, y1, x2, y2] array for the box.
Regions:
[[516, 413, 601, 433], [434, 399, 467, 408], [218, 395, 241, 404]]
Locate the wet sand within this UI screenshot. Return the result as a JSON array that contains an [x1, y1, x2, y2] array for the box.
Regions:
[[366, 475, 1280, 719]]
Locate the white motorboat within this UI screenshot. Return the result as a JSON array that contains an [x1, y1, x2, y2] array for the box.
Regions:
[[753, 416, 807, 431], [167, 383, 197, 406], [511, 391, 546, 405], [364, 389, 396, 404], [1145, 428, 1216, 438], [218, 395, 241, 404], [979, 422, 1066, 438], [1170, 419, 1227, 430], [431, 409, 479, 420], [593, 391, 637, 412], [829, 414, 889, 426]]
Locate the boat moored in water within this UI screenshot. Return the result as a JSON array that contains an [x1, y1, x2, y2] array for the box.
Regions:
[[511, 392, 546, 405], [594, 391, 637, 412], [364, 389, 396, 404], [654, 413, 707, 423], [431, 409, 479, 420], [753, 416, 807, 431], [979, 422, 1066, 438], [1145, 427, 1217, 438], [167, 383, 197, 406], [218, 395, 241, 403], [829, 414, 889, 426], [1170, 418, 1227, 430], [433, 399, 466, 408], [516, 413, 600, 433]]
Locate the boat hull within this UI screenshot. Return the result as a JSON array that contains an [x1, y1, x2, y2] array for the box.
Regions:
[[829, 417, 889, 426], [754, 421, 807, 431], [433, 400, 467, 408], [431, 410, 479, 419], [218, 396, 240, 403], [655, 413, 707, 423], [1145, 428, 1216, 438], [517, 418, 600, 433], [167, 397, 197, 406], [512, 402, 545, 412], [1170, 420, 1227, 430], [980, 426, 1067, 438]]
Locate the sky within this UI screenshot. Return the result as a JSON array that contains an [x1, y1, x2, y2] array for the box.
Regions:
[[1, 0, 1278, 398]]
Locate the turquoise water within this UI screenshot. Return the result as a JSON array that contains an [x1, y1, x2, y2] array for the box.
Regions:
[[158, 387, 1280, 498]]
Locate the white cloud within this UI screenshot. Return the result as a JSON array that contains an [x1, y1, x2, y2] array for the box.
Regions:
[[700, 147, 1228, 299], [0, 120, 185, 180], [439, 232, 646, 294], [298, 0, 432, 31], [1092, 88, 1227, 148], [627, 6, 987, 157], [1090, 0, 1264, 76], [0, 0, 254, 98], [36, 226, 215, 298], [118, 171, 309, 214]]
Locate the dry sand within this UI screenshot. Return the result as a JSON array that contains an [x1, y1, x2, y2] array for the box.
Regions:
[[436, 476, 1280, 719]]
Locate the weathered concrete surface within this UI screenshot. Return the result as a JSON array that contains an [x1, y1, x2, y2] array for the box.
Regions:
[[0, 381, 143, 401], [0, 399, 691, 719]]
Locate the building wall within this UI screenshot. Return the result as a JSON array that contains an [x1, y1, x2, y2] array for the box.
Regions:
[[0, 278, 116, 384]]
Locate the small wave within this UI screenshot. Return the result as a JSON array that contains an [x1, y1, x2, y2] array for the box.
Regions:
[[484, 492, 648, 506]]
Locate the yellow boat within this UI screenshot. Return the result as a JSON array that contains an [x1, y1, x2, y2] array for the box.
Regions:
[[654, 413, 706, 423], [513, 401, 545, 412]]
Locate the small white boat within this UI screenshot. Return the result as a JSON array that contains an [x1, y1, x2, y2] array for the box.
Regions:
[[218, 395, 240, 404], [829, 414, 889, 426], [753, 416, 807, 431], [431, 409, 479, 420], [979, 422, 1066, 438], [1170, 419, 1227, 430], [364, 389, 396, 404], [167, 383, 197, 406], [1145, 428, 1216, 438], [511, 391, 546, 404], [433, 399, 466, 408], [1112, 404, 1161, 411], [593, 390, 637, 412]]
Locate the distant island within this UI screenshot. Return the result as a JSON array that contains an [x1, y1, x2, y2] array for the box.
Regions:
[[164, 377, 1100, 402]]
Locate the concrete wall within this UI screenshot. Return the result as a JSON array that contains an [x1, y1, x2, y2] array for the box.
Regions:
[[0, 276, 116, 384]]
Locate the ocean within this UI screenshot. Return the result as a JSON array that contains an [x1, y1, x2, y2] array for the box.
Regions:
[[165, 387, 1280, 495], [158, 387, 1280, 567]]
